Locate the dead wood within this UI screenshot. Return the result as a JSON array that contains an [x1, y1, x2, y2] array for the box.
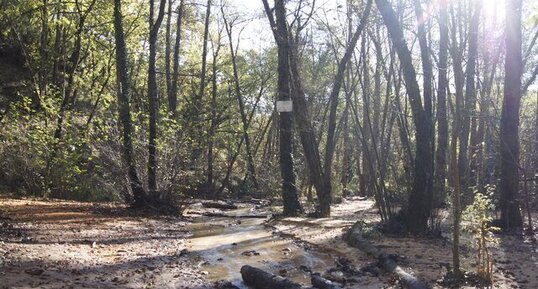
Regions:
[[200, 212, 267, 218], [311, 274, 342, 289], [345, 221, 430, 289], [201, 201, 238, 210], [240, 265, 303, 289]]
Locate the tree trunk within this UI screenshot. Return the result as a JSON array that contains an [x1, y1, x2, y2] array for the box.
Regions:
[[460, 1, 481, 199], [223, 12, 259, 191], [191, 0, 211, 164], [323, 0, 372, 214], [147, 0, 167, 196], [273, 0, 302, 216], [169, 0, 184, 117], [450, 45, 464, 275], [434, 3, 449, 207], [113, 0, 146, 206], [206, 37, 221, 190], [375, 0, 434, 234], [499, 0, 523, 229], [38, 0, 48, 103], [165, 0, 172, 112]]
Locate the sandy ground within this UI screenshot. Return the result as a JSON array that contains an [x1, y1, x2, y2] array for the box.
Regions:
[[1, 196, 537, 289], [0, 198, 211, 289], [271, 197, 538, 289]]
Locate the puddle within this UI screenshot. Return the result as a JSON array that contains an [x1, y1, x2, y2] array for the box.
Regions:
[[185, 206, 336, 288]]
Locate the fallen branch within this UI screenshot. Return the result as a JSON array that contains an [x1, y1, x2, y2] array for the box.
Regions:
[[240, 265, 302, 289], [201, 201, 238, 210], [311, 274, 342, 289], [200, 212, 268, 218], [345, 222, 430, 289]]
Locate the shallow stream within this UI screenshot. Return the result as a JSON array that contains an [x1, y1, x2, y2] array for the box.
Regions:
[[185, 205, 336, 288]]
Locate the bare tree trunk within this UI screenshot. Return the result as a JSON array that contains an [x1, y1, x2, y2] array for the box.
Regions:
[[276, 0, 302, 215], [206, 35, 221, 190], [222, 11, 259, 191], [191, 0, 211, 165], [38, 0, 48, 104], [535, 91, 538, 189], [169, 0, 184, 117], [262, 0, 303, 215], [375, 0, 434, 234], [434, 3, 449, 207], [499, 0, 523, 229], [147, 0, 167, 196], [165, 0, 172, 112], [359, 36, 373, 197], [460, 1, 481, 199], [412, 0, 434, 215], [322, 0, 372, 215], [450, 39, 464, 276], [113, 0, 147, 206]]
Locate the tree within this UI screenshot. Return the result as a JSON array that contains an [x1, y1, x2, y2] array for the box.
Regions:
[[499, 0, 523, 229], [147, 0, 167, 196], [169, 0, 184, 117], [261, 0, 302, 215], [434, 0, 449, 206], [375, 0, 434, 234], [460, 0, 481, 198], [322, 0, 372, 217], [113, 0, 147, 206], [222, 10, 260, 191]]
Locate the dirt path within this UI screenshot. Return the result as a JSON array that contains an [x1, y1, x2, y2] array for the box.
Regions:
[[0, 198, 210, 289], [271, 197, 538, 289], [2, 197, 537, 289]]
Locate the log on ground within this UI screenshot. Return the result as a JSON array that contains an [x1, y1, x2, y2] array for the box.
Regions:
[[201, 201, 238, 210], [201, 212, 267, 218], [240, 265, 303, 289], [311, 274, 342, 289], [344, 222, 430, 289]]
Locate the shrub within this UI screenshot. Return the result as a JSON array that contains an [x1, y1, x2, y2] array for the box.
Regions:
[[462, 192, 500, 284]]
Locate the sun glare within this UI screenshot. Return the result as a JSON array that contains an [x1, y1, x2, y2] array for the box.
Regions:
[[481, 0, 506, 23]]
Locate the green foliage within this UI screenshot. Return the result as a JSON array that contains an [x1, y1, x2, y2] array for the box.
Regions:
[[462, 190, 500, 284]]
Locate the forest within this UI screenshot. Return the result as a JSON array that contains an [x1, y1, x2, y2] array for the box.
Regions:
[[0, 0, 537, 288]]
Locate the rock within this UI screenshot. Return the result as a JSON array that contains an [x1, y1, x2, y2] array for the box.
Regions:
[[240, 265, 302, 289], [311, 274, 343, 289], [241, 250, 260, 256], [177, 248, 188, 256], [299, 265, 311, 272], [25, 268, 44, 276], [215, 280, 240, 289]]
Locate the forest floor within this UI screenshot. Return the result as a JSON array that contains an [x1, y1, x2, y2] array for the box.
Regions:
[[1, 196, 537, 289]]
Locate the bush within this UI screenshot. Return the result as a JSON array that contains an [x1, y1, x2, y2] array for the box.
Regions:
[[462, 191, 500, 284]]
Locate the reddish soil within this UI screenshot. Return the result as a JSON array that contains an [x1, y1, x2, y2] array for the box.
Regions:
[[1, 196, 537, 289], [0, 197, 210, 289]]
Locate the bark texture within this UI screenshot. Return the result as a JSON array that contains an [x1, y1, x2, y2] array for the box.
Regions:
[[113, 0, 147, 206], [499, 0, 523, 229], [375, 0, 434, 234]]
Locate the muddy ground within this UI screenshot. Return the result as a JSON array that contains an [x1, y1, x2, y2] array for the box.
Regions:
[[1, 196, 537, 288]]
